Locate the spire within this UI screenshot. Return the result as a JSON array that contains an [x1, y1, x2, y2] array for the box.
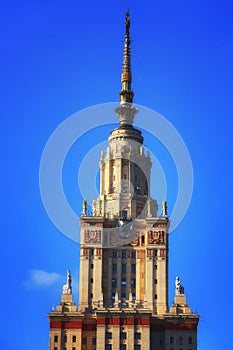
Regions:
[[119, 10, 134, 104]]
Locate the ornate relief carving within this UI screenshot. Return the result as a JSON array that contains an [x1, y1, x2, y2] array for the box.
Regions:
[[84, 229, 101, 243], [148, 230, 165, 244]]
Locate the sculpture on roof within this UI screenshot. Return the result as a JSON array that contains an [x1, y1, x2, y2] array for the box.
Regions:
[[63, 269, 72, 295], [175, 276, 184, 295]]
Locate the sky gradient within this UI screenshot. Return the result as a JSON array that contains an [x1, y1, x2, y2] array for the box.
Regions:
[[1, 1, 233, 349]]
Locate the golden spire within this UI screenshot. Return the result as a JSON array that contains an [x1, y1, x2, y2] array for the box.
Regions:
[[119, 10, 134, 104]]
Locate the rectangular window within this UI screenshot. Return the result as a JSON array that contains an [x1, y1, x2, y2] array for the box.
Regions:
[[72, 348, 76, 350], [112, 264, 117, 273], [121, 278, 126, 287], [106, 332, 112, 339], [132, 251, 136, 259], [91, 263, 94, 269], [154, 249, 157, 256], [132, 264, 136, 273], [82, 338, 87, 345], [112, 251, 117, 259], [134, 345, 141, 350], [121, 332, 127, 339], [134, 332, 141, 340], [122, 292, 126, 300], [112, 293, 115, 300], [179, 337, 183, 345], [105, 345, 112, 350], [132, 292, 136, 300], [131, 278, 136, 288], [122, 264, 126, 273], [155, 294, 157, 299], [112, 278, 116, 287], [54, 348, 58, 350], [122, 251, 127, 259], [90, 278, 93, 283], [63, 335, 67, 343], [54, 335, 58, 342], [154, 279, 157, 284], [170, 336, 174, 344], [72, 335, 76, 342], [92, 338, 96, 345], [121, 211, 127, 219], [188, 337, 192, 344], [120, 345, 126, 350]]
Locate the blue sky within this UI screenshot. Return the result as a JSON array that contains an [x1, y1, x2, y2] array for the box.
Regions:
[[1, 0, 233, 349]]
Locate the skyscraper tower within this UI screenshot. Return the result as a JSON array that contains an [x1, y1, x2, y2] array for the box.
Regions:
[[48, 10, 199, 350]]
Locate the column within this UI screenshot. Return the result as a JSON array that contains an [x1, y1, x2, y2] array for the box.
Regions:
[[78, 251, 89, 310], [107, 254, 112, 304], [93, 249, 103, 308], [145, 254, 153, 310], [136, 252, 141, 303]]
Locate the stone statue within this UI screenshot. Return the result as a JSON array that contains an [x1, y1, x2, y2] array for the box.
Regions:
[[175, 276, 184, 295], [63, 270, 72, 295], [162, 200, 167, 217], [82, 199, 87, 216]]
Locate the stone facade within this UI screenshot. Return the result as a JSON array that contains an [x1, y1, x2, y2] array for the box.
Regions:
[[48, 10, 199, 350]]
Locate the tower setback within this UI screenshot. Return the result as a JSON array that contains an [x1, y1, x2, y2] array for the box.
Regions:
[[48, 10, 199, 350]]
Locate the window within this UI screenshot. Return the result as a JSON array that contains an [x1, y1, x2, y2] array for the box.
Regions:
[[188, 337, 192, 344], [121, 278, 126, 287], [132, 251, 136, 259], [112, 251, 117, 259], [179, 337, 183, 345], [132, 264, 136, 273], [112, 278, 116, 287], [90, 248, 94, 256], [154, 264, 157, 270], [122, 292, 126, 300], [122, 264, 126, 273], [132, 292, 136, 300], [120, 345, 126, 350], [106, 332, 112, 339], [123, 174, 127, 179], [122, 251, 127, 259], [72, 335, 76, 342], [134, 345, 141, 350], [72, 348, 76, 350], [121, 211, 127, 219], [154, 279, 157, 284], [154, 294, 157, 299], [131, 278, 136, 288], [91, 263, 94, 269], [91, 278, 93, 283], [90, 293, 93, 299], [54, 335, 58, 342], [63, 335, 67, 343], [154, 249, 157, 256], [170, 336, 174, 344], [112, 293, 115, 300], [82, 338, 87, 345], [105, 345, 112, 350], [92, 338, 96, 345], [112, 264, 117, 273], [134, 332, 141, 340], [54, 348, 58, 350], [121, 333, 127, 339]]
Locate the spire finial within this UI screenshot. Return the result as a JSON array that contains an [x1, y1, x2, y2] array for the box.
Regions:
[[119, 10, 134, 104]]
